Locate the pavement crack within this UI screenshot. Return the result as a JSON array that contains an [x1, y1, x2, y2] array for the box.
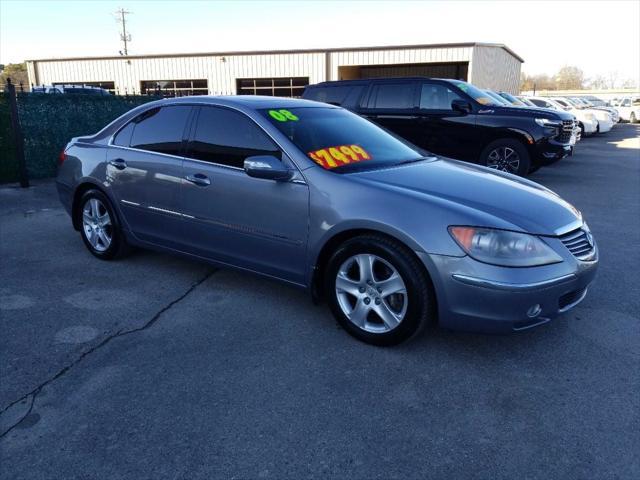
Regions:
[[0, 269, 216, 437]]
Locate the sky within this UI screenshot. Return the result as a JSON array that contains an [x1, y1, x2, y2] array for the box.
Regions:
[[1, 0, 639, 82]]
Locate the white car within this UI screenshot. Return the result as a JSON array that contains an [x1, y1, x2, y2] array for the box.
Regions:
[[571, 97, 620, 123], [553, 97, 613, 134], [611, 96, 640, 123], [527, 96, 599, 136]]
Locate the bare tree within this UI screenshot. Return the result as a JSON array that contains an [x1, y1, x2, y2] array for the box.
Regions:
[[554, 66, 585, 90]]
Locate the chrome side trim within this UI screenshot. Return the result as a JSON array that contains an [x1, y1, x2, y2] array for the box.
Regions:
[[120, 199, 140, 206], [451, 273, 576, 291], [558, 287, 588, 313], [147, 205, 182, 216]]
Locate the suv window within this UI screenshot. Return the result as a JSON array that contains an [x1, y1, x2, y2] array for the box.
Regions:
[[419, 83, 462, 110], [367, 83, 415, 109], [305, 86, 350, 105], [188, 106, 279, 168], [130, 106, 192, 156]]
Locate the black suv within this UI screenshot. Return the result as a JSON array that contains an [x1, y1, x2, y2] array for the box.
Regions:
[[302, 78, 576, 176]]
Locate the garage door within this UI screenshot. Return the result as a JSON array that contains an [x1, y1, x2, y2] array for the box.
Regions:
[[356, 62, 468, 81]]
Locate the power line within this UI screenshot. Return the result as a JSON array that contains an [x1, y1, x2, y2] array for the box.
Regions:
[[115, 8, 132, 56]]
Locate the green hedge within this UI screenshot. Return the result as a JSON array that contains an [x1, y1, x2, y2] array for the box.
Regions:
[[0, 94, 160, 183]]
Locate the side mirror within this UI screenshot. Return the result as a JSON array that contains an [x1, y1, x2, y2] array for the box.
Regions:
[[451, 99, 472, 114], [244, 155, 293, 181]]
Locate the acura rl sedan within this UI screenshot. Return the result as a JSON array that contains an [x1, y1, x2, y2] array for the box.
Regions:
[[56, 96, 598, 345]]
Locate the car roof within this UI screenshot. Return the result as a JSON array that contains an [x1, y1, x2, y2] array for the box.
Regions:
[[307, 77, 457, 87], [161, 95, 330, 109]]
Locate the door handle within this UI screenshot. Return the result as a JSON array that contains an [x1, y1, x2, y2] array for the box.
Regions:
[[109, 158, 127, 170], [185, 173, 211, 186]]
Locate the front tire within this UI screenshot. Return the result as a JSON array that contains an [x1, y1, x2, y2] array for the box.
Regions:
[[480, 139, 531, 176], [324, 234, 434, 346], [77, 189, 128, 260]]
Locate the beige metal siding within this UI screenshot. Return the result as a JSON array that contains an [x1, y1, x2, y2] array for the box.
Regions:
[[469, 46, 522, 93], [328, 46, 473, 80], [27, 44, 522, 95], [30, 53, 325, 95]]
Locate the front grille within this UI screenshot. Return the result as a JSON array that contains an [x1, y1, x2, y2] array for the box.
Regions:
[[555, 120, 575, 143], [559, 228, 595, 260], [559, 288, 587, 310]]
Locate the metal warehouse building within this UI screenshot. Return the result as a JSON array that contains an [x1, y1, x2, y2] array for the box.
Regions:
[[26, 42, 523, 96]]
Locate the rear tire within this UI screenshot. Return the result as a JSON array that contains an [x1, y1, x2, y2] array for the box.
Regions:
[[479, 139, 531, 176], [324, 234, 435, 346], [77, 189, 129, 260]]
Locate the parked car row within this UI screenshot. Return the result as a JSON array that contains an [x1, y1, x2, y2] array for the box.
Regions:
[[31, 84, 111, 95], [303, 77, 582, 177], [610, 96, 640, 123]]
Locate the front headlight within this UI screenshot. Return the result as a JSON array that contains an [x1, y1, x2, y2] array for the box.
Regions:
[[535, 118, 561, 127], [449, 226, 563, 267]]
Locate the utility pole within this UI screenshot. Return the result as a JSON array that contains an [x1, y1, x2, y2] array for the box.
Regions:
[[115, 8, 131, 56]]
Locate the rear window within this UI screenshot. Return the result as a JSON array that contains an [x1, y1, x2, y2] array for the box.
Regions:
[[261, 107, 424, 173], [304, 86, 351, 105], [129, 106, 192, 155]]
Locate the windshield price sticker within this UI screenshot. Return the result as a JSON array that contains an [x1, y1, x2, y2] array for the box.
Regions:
[[269, 109, 299, 122], [308, 145, 372, 169]]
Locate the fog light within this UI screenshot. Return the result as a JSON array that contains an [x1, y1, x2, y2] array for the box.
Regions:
[[527, 304, 542, 318]]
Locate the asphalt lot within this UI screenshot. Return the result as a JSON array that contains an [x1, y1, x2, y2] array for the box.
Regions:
[[1, 124, 639, 479]]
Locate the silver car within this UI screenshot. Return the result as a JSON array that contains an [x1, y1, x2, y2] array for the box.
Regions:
[[56, 96, 598, 345]]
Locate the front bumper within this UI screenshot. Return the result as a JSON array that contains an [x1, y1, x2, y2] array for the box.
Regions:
[[533, 139, 572, 164], [582, 119, 598, 134], [596, 118, 613, 133], [418, 246, 598, 334]]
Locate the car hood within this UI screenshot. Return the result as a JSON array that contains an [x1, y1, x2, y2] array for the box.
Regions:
[[490, 105, 574, 121], [350, 159, 582, 235]]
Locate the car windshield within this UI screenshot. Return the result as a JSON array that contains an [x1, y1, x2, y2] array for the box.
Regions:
[[552, 99, 572, 109], [261, 107, 425, 173], [484, 90, 510, 105], [498, 92, 526, 106], [449, 80, 503, 106]]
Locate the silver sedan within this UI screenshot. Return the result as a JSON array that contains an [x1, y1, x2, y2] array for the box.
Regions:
[[56, 96, 598, 345]]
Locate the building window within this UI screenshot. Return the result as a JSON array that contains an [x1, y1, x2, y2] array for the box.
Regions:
[[53, 81, 116, 94], [140, 79, 208, 97], [236, 77, 309, 98]]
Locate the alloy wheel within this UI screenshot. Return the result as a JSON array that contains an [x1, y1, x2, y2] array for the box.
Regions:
[[486, 146, 521, 173], [82, 198, 113, 252], [335, 254, 408, 333]]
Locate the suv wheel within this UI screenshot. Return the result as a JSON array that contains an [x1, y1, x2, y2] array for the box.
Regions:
[[480, 139, 531, 176], [631, 112, 638, 124], [325, 234, 434, 346], [77, 189, 129, 260]]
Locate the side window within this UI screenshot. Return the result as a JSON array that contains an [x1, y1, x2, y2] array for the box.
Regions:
[[113, 121, 135, 147], [188, 107, 280, 168], [368, 83, 415, 109], [130, 106, 192, 156], [419, 84, 463, 110]]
